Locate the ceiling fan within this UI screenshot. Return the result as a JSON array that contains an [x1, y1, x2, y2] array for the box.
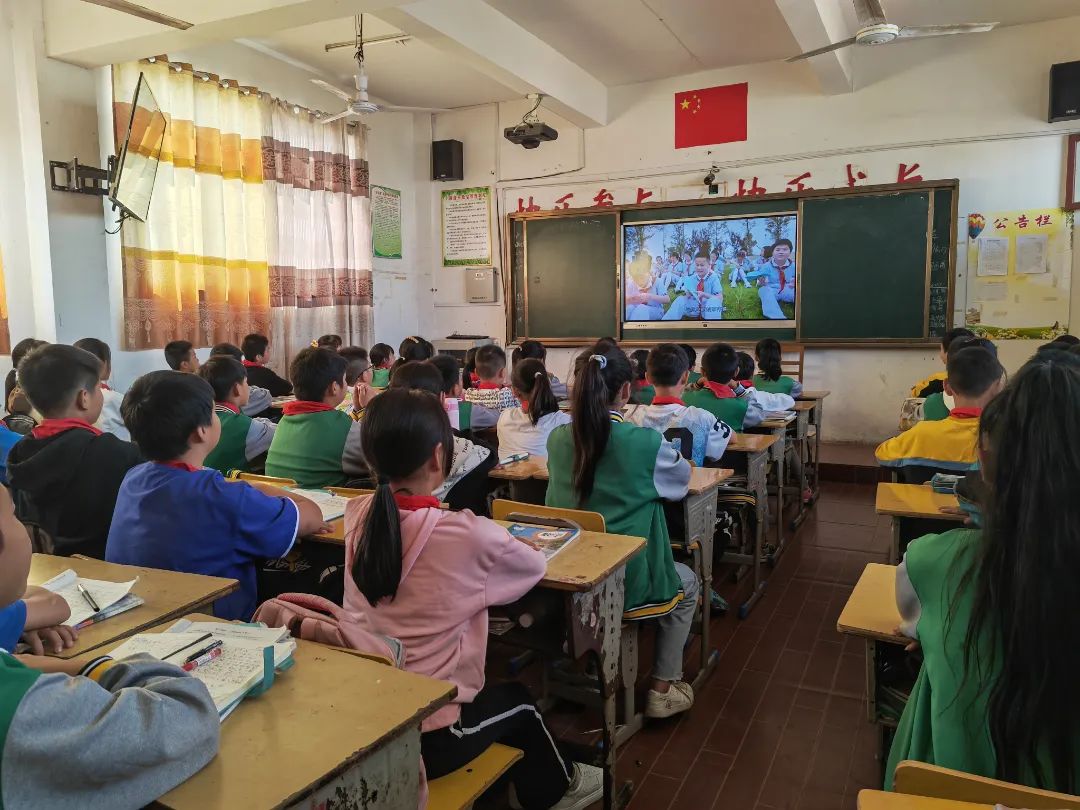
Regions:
[[78, 0, 191, 30], [787, 0, 998, 62], [311, 15, 448, 122]]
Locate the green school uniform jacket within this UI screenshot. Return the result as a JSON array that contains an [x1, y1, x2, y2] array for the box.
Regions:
[[684, 385, 751, 431], [545, 414, 691, 618], [921, 391, 951, 421], [633, 383, 655, 405], [886, 528, 1080, 790], [687, 371, 702, 385], [266, 406, 366, 488], [752, 374, 798, 396], [205, 406, 253, 474], [371, 368, 391, 389]]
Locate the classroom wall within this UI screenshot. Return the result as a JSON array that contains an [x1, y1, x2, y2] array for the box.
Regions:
[[423, 14, 1080, 443]]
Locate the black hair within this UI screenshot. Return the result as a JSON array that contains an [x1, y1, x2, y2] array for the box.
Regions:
[[1037, 334, 1079, 354], [946, 346, 1003, 399], [593, 337, 620, 354], [289, 347, 347, 402], [702, 343, 739, 385], [339, 347, 370, 386], [569, 347, 633, 506], [73, 338, 111, 376], [773, 238, 793, 251], [629, 349, 649, 383], [512, 358, 558, 425], [388, 361, 443, 397], [755, 337, 783, 381], [315, 334, 343, 350], [392, 336, 434, 377], [461, 347, 478, 390], [646, 343, 689, 387], [369, 342, 394, 367], [428, 355, 462, 395], [241, 333, 270, 362], [941, 326, 975, 352], [950, 335, 998, 359], [735, 351, 756, 381], [164, 340, 195, 370], [17, 344, 101, 418], [210, 342, 243, 362], [473, 344, 507, 381], [352, 388, 454, 605], [960, 350, 1080, 792], [198, 355, 247, 402], [512, 340, 547, 367], [677, 343, 697, 370], [122, 370, 214, 462], [5, 338, 47, 409]]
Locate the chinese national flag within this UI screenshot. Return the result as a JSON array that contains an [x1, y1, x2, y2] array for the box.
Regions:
[[674, 83, 747, 149]]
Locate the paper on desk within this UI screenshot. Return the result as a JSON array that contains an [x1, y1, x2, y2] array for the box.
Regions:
[[40, 569, 138, 628], [288, 488, 351, 522], [167, 619, 290, 645]]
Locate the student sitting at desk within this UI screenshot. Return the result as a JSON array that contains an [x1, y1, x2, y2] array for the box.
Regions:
[[463, 344, 518, 413], [164, 339, 200, 374], [546, 346, 699, 719], [337, 347, 375, 414], [625, 343, 731, 467], [342, 389, 603, 810], [876, 346, 1003, 482], [734, 352, 795, 412], [0, 484, 220, 807], [368, 342, 395, 389], [73, 337, 128, 442], [208, 343, 275, 418], [265, 348, 366, 488], [3, 338, 47, 437], [920, 337, 998, 423], [7, 345, 143, 558], [108, 370, 325, 620], [752, 337, 803, 397], [511, 340, 567, 400], [198, 356, 275, 475], [679, 344, 701, 385], [684, 343, 765, 430], [887, 350, 1080, 793], [629, 349, 654, 404], [430, 354, 498, 433], [910, 327, 974, 399], [391, 335, 434, 378], [240, 333, 293, 397], [497, 358, 571, 459]]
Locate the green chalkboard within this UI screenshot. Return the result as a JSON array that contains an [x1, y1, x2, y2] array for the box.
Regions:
[[516, 214, 618, 340], [798, 191, 931, 341]]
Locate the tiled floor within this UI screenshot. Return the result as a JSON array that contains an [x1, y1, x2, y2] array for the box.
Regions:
[[538, 480, 892, 810]]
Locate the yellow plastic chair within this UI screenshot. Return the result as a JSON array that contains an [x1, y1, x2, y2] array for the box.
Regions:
[[325, 486, 376, 498], [427, 744, 522, 810], [491, 499, 606, 532], [227, 471, 298, 488], [893, 761, 1080, 809]]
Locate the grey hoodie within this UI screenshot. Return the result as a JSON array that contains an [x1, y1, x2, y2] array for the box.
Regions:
[[2, 653, 220, 809]]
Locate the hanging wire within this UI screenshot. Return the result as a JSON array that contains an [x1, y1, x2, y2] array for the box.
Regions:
[[520, 93, 543, 125], [354, 14, 365, 68]]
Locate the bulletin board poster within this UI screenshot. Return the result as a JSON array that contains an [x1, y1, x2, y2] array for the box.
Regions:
[[442, 186, 492, 267], [371, 185, 402, 259], [965, 208, 1073, 340]]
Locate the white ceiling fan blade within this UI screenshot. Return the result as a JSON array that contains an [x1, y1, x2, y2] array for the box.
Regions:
[[319, 111, 354, 125], [852, 0, 887, 27], [379, 104, 451, 114], [897, 22, 998, 39], [310, 79, 355, 103], [787, 37, 857, 62], [78, 0, 192, 30]]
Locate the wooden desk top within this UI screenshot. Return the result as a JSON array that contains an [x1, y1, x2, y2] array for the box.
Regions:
[[688, 466, 734, 493], [728, 432, 779, 453], [798, 390, 831, 400], [793, 401, 816, 412], [875, 483, 965, 521], [136, 615, 455, 810], [837, 563, 905, 644], [29, 555, 238, 660], [857, 791, 989, 810], [490, 458, 730, 494]]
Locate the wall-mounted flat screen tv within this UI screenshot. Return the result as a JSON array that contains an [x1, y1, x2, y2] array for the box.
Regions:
[[109, 72, 168, 223]]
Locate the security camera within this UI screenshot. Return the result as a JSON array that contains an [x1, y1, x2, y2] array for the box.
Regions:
[[703, 170, 716, 185]]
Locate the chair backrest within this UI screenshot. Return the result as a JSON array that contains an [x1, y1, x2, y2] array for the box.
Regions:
[[229, 471, 298, 488], [491, 499, 606, 532], [325, 486, 375, 498], [893, 761, 1080, 809], [663, 427, 694, 461]]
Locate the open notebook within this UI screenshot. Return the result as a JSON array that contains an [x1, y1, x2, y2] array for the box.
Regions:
[[763, 410, 797, 423], [288, 488, 352, 522], [40, 569, 142, 629], [110, 621, 295, 720]]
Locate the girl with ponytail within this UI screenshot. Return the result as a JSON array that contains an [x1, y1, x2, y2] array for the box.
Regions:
[[390, 335, 434, 379], [753, 337, 803, 397], [496, 358, 571, 459], [545, 344, 700, 720], [342, 387, 602, 809]]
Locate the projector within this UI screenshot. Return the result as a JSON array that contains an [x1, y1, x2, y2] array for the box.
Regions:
[[503, 122, 558, 149]]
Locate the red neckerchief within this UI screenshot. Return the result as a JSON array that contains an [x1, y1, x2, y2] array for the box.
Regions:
[[215, 401, 240, 414], [100, 383, 111, 391], [520, 400, 530, 413], [774, 260, 792, 292], [30, 418, 102, 440], [241, 360, 261, 368], [651, 396, 685, 406], [737, 379, 753, 388], [156, 460, 200, 472], [702, 381, 735, 399], [282, 401, 336, 416], [632, 379, 648, 391], [394, 493, 440, 511], [469, 373, 481, 385], [949, 407, 982, 420], [475, 382, 504, 390], [696, 275, 706, 293]]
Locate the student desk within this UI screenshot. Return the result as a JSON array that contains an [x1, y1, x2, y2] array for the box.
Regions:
[[28, 555, 238, 660], [796, 390, 830, 499], [748, 414, 793, 561], [308, 514, 645, 810], [875, 483, 966, 563], [128, 614, 455, 810], [857, 792, 990, 810], [837, 563, 908, 754]]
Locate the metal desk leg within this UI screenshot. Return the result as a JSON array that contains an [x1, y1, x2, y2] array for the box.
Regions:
[[725, 450, 768, 618], [767, 432, 787, 564], [811, 400, 823, 495], [682, 486, 719, 689], [890, 517, 901, 565]]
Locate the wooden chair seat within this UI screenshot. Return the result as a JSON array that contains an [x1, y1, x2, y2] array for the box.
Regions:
[[893, 760, 1080, 809], [227, 471, 298, 488], [427, 744, 522, 810], [491, 499, 606, 532]]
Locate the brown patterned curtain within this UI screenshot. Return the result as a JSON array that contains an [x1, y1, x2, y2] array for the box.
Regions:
[[261, 98, 373, 370]]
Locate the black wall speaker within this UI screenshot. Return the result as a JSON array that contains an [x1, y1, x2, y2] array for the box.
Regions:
[[432, 139, 464, 181], [1049, 61, 1080, 123]]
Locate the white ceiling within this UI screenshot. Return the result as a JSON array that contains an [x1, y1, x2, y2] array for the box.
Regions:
[[235, 0, 1080, 110]]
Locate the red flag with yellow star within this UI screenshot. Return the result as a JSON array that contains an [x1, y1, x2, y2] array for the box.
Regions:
[[674, 82, 747, 149]]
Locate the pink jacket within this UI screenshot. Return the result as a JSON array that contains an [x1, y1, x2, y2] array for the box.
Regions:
[[342, 497, 547, 731]]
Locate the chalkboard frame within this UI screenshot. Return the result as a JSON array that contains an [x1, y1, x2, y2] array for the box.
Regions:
[[505, 179, 959, 347]]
